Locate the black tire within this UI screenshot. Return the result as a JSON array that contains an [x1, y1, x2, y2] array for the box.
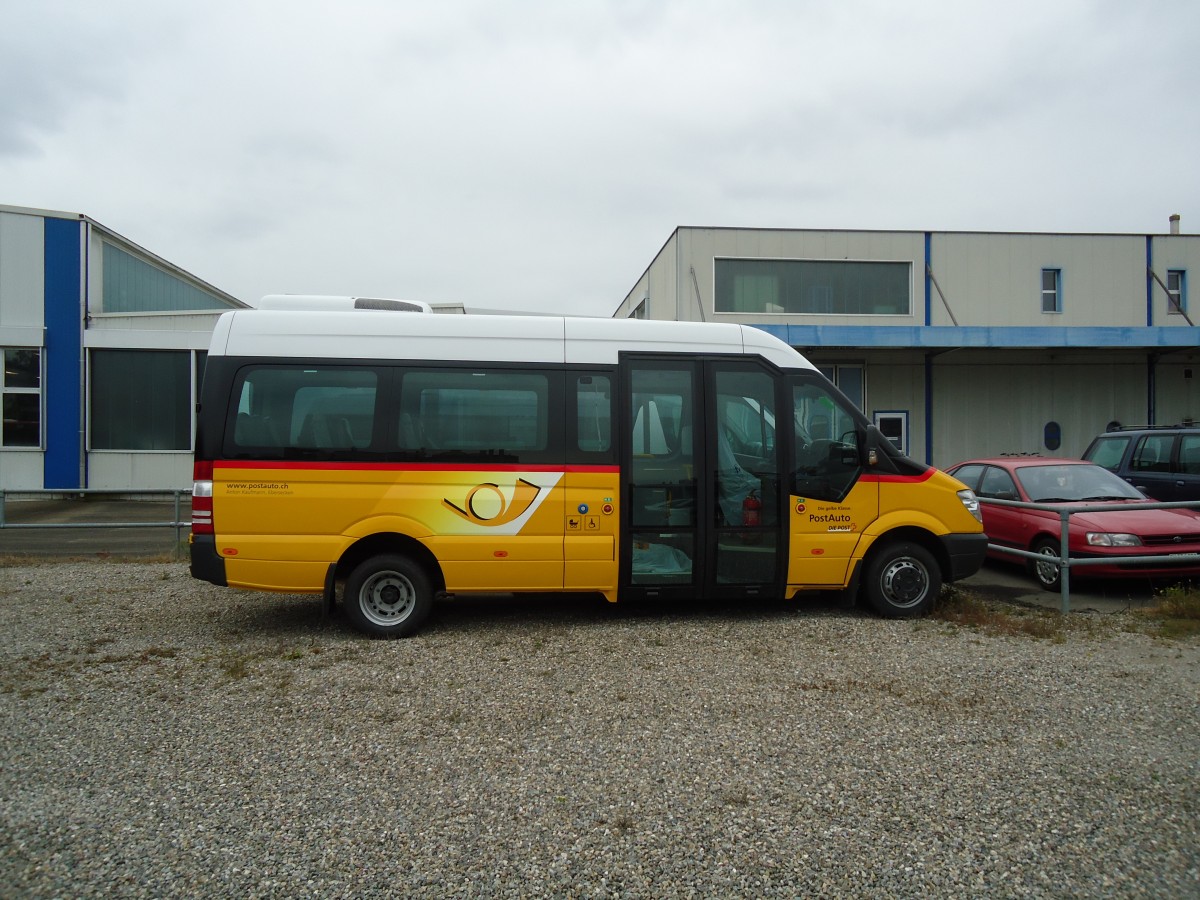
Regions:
[[343, 554, 433, 637], [863, 541, 941, 617], [1029, 538, 1063, 592]]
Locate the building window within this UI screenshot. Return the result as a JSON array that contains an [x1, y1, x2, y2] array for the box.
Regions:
[[91, 350, 191, 450], [873, 411, 908, 455], [102, 243, 231, 313], [1167, 270, 1187, 315], [715, 259, 911, 315], [1041, 268, 1062, 313], [629, 299, 647, 319], [817, 364, 865, 411], [2, 348, 41, 447]]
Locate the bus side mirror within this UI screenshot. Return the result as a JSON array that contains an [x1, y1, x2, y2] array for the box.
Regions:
[[864, 425, 888, 466]]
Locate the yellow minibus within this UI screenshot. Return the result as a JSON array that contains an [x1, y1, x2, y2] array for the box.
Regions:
[[190, 306, 986, 636]]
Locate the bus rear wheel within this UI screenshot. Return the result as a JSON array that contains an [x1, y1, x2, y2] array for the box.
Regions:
[[343, 554, 433, 637], [863, 541, 940, 617]]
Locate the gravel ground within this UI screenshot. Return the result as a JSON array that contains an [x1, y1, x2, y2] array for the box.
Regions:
[[2, 561, 1198, 898]]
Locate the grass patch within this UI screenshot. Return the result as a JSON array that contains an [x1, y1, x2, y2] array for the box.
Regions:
[[1135, 585, 1200, 638], [937, 583, 1200, 642], [932, 588, 1068, 640]]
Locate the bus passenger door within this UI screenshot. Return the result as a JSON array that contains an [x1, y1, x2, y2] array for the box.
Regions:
[[620, 358, 787, 600], [622, 362, 701, 599], [706, 363, 788, 595], [788, 380, 878, 588]]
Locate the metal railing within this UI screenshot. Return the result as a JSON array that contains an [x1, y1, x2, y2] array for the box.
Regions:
[[980, 496, 1200, 612], [0, 489, 192, 548]]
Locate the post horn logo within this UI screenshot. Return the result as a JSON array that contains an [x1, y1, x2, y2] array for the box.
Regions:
[[443, 478, 542, 526]]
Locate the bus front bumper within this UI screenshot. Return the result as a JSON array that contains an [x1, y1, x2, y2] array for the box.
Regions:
[[942, 532, 989, 582]]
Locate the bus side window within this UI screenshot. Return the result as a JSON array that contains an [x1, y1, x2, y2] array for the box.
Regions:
[[225, 366, 377, 458], [397, 369, 549, 462], [792, 381, 862, 502], [576, 375, 611, 453]]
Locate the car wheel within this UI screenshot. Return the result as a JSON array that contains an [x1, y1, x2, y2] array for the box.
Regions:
[[863, 541, 941, 617], [1029, 538, 1063, 592], [343, 554, 433, 637]]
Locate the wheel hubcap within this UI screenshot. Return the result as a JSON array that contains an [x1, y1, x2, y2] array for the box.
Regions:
[[882, 558, 927, 608], [360, 571, 415, 625], [1036, 548, 1059, 585]]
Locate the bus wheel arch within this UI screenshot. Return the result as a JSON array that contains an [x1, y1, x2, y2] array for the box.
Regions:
[[860, 531, 944, 618], [338, 535, 443, 638], [338, 533, 443, 591]]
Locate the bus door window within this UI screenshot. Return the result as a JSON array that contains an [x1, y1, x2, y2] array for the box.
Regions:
[[792, 382, 863, 502], [713, 367, 782, 585], [629, 367, 695, 584], [714, 370, 779, 527]]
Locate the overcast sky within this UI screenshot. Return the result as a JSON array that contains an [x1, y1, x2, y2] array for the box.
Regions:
[[3, 0, 1197, 316]]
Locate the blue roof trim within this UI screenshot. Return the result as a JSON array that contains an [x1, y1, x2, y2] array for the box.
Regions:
[[750, 324, 1200, 349]]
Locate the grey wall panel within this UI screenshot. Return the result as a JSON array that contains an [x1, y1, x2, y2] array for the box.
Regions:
[[931, 354, 1147, 466], [0, 212, 46, 330], [1154, 355, 1200, 425], [1150, 235, 1200, 325], [931, 233, 1147, 328]]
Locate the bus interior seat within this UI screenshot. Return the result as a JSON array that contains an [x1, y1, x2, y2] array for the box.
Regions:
[[296, 414, 354, 449], [712, 425, 760, 525], [632, 402, 670, 456], [235, 413, 281, 447]]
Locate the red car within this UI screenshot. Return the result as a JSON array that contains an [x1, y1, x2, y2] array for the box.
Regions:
[[946, 457, 1200, 590]]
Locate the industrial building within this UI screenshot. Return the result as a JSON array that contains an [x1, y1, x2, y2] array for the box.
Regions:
[[2, 202, 1196, 492], [614, 222, 1199, 467], [0, 204, 246, 493]]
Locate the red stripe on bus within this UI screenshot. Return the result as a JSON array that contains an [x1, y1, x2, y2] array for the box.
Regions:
[[211, 460, 621, 474], [860, 469, 937, 484]]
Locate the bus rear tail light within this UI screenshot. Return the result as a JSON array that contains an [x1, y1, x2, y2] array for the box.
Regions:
[[192, 460, 214, 535]]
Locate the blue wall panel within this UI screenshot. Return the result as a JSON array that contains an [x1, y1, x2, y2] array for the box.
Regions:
[[43, 218, 83, 489]]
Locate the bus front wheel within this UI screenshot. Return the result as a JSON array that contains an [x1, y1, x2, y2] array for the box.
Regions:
[[863, 541, 940, 617], [344, 554, 433, 637]]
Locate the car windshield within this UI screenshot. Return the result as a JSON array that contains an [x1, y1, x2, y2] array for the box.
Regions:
[[1015, 464, 1144, 502], [1082, 435, 1129, 470]]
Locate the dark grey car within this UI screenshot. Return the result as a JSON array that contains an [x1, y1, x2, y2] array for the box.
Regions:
[[1082, 426, 1200, 501]]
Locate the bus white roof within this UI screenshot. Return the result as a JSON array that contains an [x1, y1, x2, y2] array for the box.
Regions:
[[207, 310, 815, 370]]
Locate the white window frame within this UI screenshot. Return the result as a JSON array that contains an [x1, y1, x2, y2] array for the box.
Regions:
[[1, 347, 43, 449], [816, 364, 865, 411], [1041, 268, 1062, 314], [1167, 269, 1186, 315], [873, 410, 908, 455]]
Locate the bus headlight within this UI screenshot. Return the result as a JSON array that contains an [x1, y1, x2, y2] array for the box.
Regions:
[[957, 489, 982, 523]]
